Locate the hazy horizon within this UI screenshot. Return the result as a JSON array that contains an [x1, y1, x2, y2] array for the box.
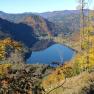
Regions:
[[0, 0, 93, 13], [0, 0, 81, 13], [1, 9, 81, 14]]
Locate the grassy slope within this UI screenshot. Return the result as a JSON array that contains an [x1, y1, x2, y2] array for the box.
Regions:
[[42, 71, 94, 94]]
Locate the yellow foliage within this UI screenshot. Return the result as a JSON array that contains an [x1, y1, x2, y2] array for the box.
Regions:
[[42, 68, 65, 89], [0, 38, 22, 60], [75, 47, 94, 71], [0, 63, 12, 75]]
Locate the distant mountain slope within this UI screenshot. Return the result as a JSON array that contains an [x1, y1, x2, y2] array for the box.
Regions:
[[0, 18, 38, 47], [38, 10, 80, 18], [0, 11, 59, 36], [38, 10, 90, 34], [0, 11, 62, 48], [0, 11, 34, 23], [0, 10, 90, 36], [22, 16, 57, 36], [38, 10, 81, 34]]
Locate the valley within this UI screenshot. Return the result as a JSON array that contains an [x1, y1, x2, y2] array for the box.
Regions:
[[0, 2, 94, 93]]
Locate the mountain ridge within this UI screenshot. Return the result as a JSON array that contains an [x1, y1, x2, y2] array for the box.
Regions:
[[0, 10, 83, 35]]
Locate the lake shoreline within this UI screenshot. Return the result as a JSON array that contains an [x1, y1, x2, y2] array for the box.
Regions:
[[32, 41, 78, 53], [27, 44, 76, 65]]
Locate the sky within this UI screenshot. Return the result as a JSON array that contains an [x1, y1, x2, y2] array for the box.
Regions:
[[0, 0, 93, 13]]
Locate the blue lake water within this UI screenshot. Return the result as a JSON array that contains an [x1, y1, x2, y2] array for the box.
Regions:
[[27, 44, 75, 65]]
